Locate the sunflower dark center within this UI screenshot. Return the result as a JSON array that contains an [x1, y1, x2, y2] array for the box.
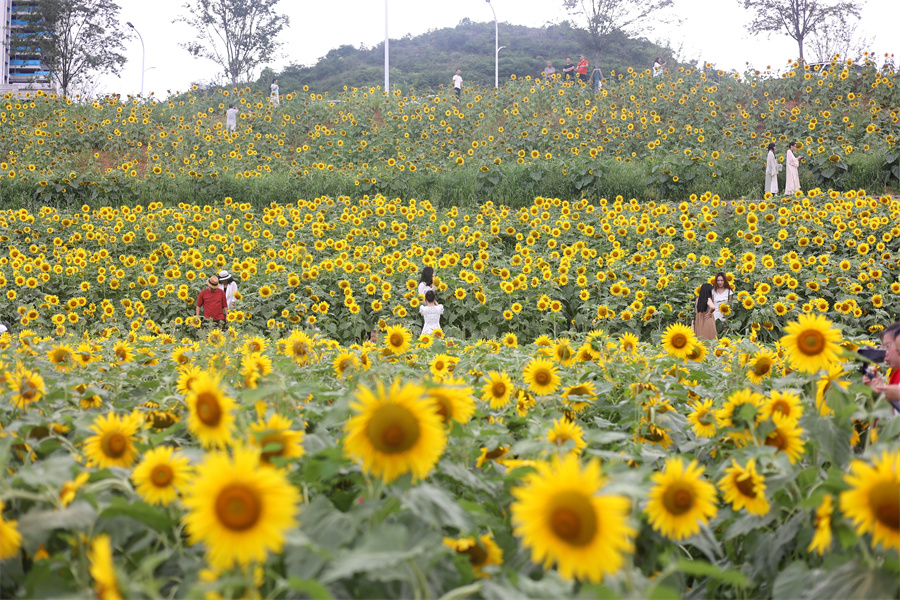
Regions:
[[102, 432, 128, 458], [215, 484, 261, 531], [151, 464, 174, 487], [389, 333, 404, 347], [799, 330, 825, 356], [367, 405, 420, 454], [663, 485, 694, 516], [671, 334, 688, 349], [534, 371, 550, 385], [765, 432, 786, 451], [772, 401, 790, 416], [433, 396, 452, 423], [735, 475, 757, 498], [871, 481, 900, 531], [259, 432, 286, 462], [195, 393, 222, 426], [754, 360, 771, 376], [549, 493, 597, 546], [492, 382, 506, 397], [463, 542, 488, 567]]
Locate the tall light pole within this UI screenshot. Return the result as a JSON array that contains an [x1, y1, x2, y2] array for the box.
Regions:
[[485, 0, 503, 89], [384, 0, 389, 94], [126, 22, 145, 97]]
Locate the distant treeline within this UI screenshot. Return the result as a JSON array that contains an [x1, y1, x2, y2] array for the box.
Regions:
[[258, 20, 676, 94]]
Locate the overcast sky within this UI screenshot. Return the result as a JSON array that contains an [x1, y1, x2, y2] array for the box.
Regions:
[[108, 0, 900, 97]]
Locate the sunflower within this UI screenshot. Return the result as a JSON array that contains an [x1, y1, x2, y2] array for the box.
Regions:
[[661, 323, 696, 359], [343, 379, 446, 483], [762, 413, 806, 464], [176, 364, 203, 395], [443, 533, 503, 577], [619, 332, 639, 353], [383, 324, 412, 355], [511, 455, 635, 583], [685, 342, 707, 362], [481, 370, 514, 409], [523, 358, 560, 396], [7, 363, 45, 409], [814, 363, 849, 417], [47, 344, 76, 371], [780, 313, 842, 374], [746, 349, 777, 384], [111, 341, 134, 365], [0, 499, 22, 561], [332, 351, 358, 379], [132, 447, 192, 506], [182, 447, 300, 570], [717, 459, 769, 516], [426, 380, 476, 426], [429, 353, 453, 380], [60, 472, 90, 506], [185, 371, 236, 449], [561, 382, 597, 413], [547, 418, 586, 456], [839, 450, 899, 551], [89, 535, 121, 600], [250, 413, 305, 466], [645, 458, 718, 541], [686, 399, 717, 438], [284, 330, 316, 365], [808, 494, 834, 555], [759, 390, 804, 422], [476, 446, 509, 468], [552, 339, 576, 366], [716, 389, 764, 444], [83, 411, 142, 469]]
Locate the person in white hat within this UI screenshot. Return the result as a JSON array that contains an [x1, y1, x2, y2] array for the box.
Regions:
[[218, 270, 238, 309]]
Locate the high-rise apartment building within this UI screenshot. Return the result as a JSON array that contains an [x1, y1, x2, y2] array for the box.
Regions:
[[1, 0, 54, 94]]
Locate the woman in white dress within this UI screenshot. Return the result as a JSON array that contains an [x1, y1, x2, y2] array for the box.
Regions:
[[218, 270, 238, 309], [419, 290, 443, 336], [270, 78, 280, 106], [711, 272, 733, 325], [784, 142, 801, 195], [765, 143, 781, 195], [417, 266, 435, 297]]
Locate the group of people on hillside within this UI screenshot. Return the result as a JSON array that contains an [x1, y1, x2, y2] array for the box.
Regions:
[[540, 55, 592, 82], [766, 142, 802, 195]]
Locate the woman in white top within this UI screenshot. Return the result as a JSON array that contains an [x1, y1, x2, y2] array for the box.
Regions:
[[417, 266, 435, 297], [765, 143, 781, 195], [218, 270, 238, 309], [653, 57, 666, 77], [784, 141, 801, 195], [419, 290, 443, 336], [711, 272, 733, 323], [270, 78, 280, 106]]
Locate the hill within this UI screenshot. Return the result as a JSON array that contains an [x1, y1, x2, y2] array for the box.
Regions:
[[268, 19, 675, 93]]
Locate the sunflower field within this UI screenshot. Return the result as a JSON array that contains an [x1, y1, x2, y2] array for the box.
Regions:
[[1, 51, 900, 599], [0, 55, 898, 207]]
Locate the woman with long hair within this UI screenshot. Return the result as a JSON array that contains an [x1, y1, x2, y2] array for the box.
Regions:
[[765, 142, 781, 195], [784, 141, 801, 195], [711, 272, 732, 325], [418, 266, 435, 296], [693, 282, 717, 340]]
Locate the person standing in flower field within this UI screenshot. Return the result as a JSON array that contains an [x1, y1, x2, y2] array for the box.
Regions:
[[418, 266, 435, 296], [653, 57, 667, 77], [270, 78, 280, 106], [419, 290, 444, 336], [784, 142, 801, 195], [225, 104, 239, 132], [562, 57, 576, 80], [577, 55, 589, 83], [543, 61, 556, 78], [218, 270, 238, 309], [452, 70, 463, 100], [196, 276, 228, 329], [692, 282, 718, 340], [765, 143, 781, 195], [711, 272, 733, 327]]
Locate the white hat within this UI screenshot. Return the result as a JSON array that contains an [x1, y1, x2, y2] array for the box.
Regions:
[[218, 270, 230, 279]]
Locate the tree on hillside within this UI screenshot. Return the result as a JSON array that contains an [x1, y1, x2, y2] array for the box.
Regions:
[[12, 0, 129, 98], [562, 0, 677, 66], [175, 0, 289, 87], [807, 18, 873, 63], [741, 0, 863, 64]]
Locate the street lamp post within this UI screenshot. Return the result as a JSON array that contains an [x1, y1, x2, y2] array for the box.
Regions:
[[126, 22, 145, 97], [485, 0, 503, 89], [384, 0, 389, 94]]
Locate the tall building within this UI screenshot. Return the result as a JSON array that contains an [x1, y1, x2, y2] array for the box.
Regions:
[[1, 0, 54, 95]]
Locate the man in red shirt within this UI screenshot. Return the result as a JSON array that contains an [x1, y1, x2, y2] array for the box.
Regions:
[[196, 276, 228, 329], [577, 55, 589, 83]]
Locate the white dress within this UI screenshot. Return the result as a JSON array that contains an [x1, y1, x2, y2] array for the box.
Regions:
[[784, 150, 800, 194], [270, 83, 279, 105], [765, 152, 781, 194], [653, 62, 663, 77], [711, 288, 731, 321], [417, 281, 434, 296], [420, 304, 443, 336], [220, 281, 237, 308]]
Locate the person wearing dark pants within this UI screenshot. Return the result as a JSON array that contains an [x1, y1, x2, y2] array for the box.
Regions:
[[196, 276, 228, 330]]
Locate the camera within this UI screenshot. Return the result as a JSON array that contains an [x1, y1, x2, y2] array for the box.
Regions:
[[857, 347, 886, 375]]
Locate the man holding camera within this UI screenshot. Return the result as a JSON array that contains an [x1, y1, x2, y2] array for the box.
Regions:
[[863, 323, 900, 416]]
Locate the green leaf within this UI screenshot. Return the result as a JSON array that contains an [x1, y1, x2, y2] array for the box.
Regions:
[[100, 496, 175, 531], [773, 561, 810, 600], [675, 558, 749, 587], [17, 502, 97, 545], [286, 577, 335, 600], [398, 483, 472, 530], [438, 583, 482, 600]]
